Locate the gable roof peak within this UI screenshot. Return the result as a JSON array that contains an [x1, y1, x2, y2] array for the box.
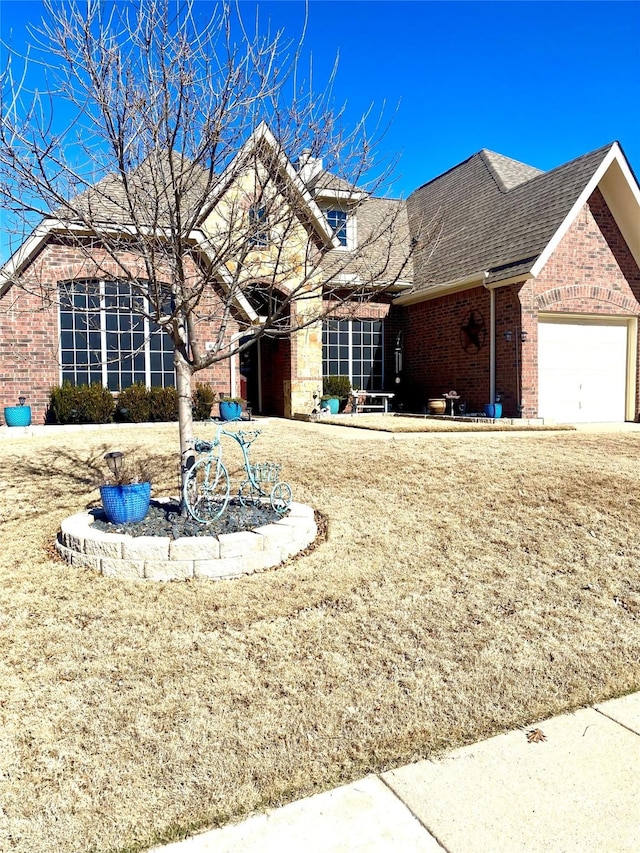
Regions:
[[404, 139, 637, 298], [478, 149, 544, 192]]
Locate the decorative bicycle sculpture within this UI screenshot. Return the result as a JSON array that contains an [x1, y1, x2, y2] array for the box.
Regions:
[[183, 426, 292, 523]]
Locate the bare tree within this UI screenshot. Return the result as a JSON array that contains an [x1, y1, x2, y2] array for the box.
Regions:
[[0, 0, 423, 501]]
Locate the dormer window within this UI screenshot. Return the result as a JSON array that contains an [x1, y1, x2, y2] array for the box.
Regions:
[[249, 205, 268, 247], [327, 209, 348, 247]]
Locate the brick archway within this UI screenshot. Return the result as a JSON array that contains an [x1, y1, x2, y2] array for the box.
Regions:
[[536, 285, 640, 315]]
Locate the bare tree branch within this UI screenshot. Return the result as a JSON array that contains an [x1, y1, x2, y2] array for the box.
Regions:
[[0, 0, 427, 503]]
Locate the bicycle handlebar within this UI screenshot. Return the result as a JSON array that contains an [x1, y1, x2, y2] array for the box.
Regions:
[[232, 429, 261, 446], [192, 427, 262, 454]]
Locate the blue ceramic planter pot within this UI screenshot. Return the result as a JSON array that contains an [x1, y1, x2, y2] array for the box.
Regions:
[[219, 400, 242, 421], [4, 405, 31, 427], [100, 482, 151, 524], [322, 397, 340, 414], [484, 403, 503, 419]]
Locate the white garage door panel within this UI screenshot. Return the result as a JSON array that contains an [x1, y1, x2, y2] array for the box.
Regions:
[[538, 322, 627, 423]]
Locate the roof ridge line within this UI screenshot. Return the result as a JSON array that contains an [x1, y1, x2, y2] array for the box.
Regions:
[[478, 149, 543, 193]]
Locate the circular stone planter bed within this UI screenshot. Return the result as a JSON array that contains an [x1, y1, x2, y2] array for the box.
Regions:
[[56, 499, 317, 581]]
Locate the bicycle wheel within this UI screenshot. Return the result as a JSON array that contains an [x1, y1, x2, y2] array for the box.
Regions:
[[270, 481, 292, 514], [183, 458, 230, 522]]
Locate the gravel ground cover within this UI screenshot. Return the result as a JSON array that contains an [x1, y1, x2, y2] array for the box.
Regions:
[[0, 420, 639, 853], [93, 499, 284, 538]]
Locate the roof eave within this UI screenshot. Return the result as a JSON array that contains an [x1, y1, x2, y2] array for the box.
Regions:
[[0, 218, 60, 294], [485, 271, 535, 288], [313, 187, 368, 203], [188, 229, 258, 323], [531, 142, 640, 276], [394, 271, 489, 305]]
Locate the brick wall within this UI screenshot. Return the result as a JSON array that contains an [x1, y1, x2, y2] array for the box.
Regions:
[[397, 286, 491, 413], [396, 190, 640, 420], [0, 238, 242, 424], [494, 284, 526, 418], [519, 188, 640, 418]]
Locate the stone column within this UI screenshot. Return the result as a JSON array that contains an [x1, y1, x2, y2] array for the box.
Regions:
[[286, 311, 323, 419]]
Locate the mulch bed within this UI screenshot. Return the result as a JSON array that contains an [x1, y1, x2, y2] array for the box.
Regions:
[[92, 499, 284, 538]]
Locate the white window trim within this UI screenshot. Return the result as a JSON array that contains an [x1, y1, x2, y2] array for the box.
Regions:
[[322, 318, 384, 391], [322, 206, 357, 250], [58, 279, 174, 389]]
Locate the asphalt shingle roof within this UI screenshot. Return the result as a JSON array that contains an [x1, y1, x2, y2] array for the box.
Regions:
[[58, 153, 213, 228], [54, 136, 618, 297], [406, 142, 615, 291], [319, 196, 413, 286], [307, 168, 360, 196]]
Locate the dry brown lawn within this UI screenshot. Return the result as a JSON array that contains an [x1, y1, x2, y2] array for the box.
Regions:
[[1, 420, 639, 852], [320, 413, 575, 432]]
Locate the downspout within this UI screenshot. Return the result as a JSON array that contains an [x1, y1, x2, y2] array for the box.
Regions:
[[483, 281, 496, 404]]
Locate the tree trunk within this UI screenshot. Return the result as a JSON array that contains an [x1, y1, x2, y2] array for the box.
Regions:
[[175, 349, 195, 513]]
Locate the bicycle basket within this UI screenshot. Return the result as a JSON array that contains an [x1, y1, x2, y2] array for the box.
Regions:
[[250, 462, 282, 484]]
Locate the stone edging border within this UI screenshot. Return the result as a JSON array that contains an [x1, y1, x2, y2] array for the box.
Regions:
[[56, 501, 317, 581]]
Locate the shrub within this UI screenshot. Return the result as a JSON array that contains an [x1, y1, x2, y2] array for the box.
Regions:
[[116, 383, 151, 423], [82, 383, 116, 423], [47, 382, 115, 424], [192, 383, 216, 420], [323, 375, 351, 399], [47, 381, 78, 424], [149, 386, 179, 421]]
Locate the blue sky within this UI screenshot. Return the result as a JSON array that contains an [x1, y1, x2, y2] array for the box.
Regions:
[[1, 0, 638, 223], [254, 0, 640, 194]]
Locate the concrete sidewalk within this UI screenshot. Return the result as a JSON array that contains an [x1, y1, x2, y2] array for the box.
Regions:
[[151, 692, 640, 853]]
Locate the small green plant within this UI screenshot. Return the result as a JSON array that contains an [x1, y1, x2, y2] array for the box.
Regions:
[[47, 381, 115, 424], [149, 386, 179, 421], [192, 383, 216, 420], [47, 381, 77, 424], [83, 383, 116, 423], [219, 396, 245, 404], [323, 375, 351, 399], [116, 383, 151, 422]]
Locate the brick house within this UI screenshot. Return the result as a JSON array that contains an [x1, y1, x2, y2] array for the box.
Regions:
[[397, 143, 640, 421], [1, 134, 639, 424]]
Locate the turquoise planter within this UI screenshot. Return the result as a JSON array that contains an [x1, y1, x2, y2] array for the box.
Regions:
[[322, 397, 340, 414], [100, 482, 151, 524], [4, 405, 31, 427], [484, 403, 503, 419], [219, 400, 242, 421]]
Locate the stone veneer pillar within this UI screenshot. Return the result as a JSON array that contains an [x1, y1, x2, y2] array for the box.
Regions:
[[285, 313, 323, 419]]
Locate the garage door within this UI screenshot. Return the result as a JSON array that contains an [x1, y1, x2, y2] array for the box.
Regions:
[[538, 320, 628, 422]]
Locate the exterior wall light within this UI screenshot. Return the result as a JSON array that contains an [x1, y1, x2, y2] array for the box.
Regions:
[[504, 329, 528, 343]]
